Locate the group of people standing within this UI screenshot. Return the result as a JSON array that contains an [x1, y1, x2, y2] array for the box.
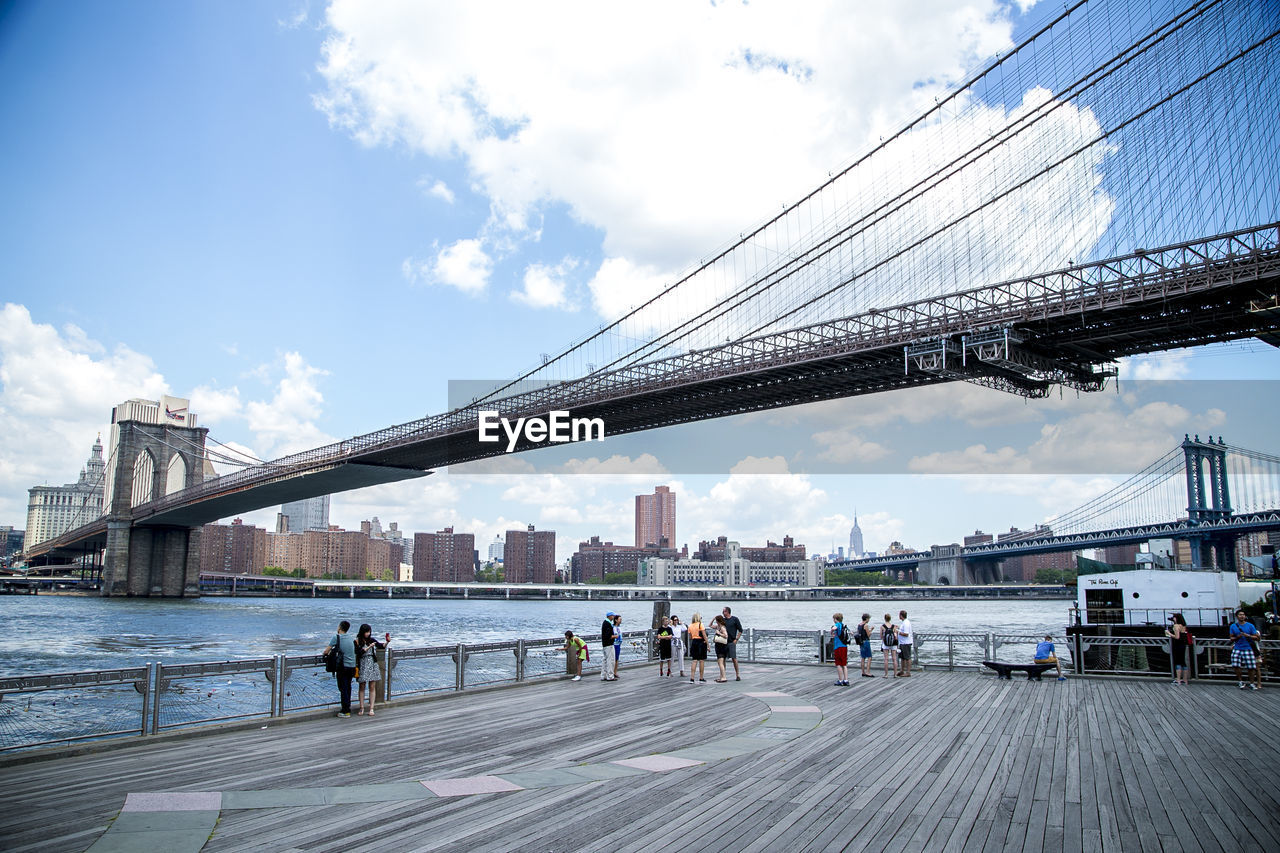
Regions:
[[829, 610, 914, 684], [323, 620, 390, 718], [562, 607, 745, 684]]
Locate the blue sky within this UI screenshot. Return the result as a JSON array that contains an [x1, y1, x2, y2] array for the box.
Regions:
[[2, 0, 1277, 563]]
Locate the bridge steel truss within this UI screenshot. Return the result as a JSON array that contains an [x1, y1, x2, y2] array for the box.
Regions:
[[24, 220, 1280, 559]]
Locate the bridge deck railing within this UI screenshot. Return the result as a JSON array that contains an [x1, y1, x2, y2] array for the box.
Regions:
[[3, 629, 1277, 754]]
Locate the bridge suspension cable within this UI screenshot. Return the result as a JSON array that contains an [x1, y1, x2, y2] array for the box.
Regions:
[[465, 0, 1280, 405]]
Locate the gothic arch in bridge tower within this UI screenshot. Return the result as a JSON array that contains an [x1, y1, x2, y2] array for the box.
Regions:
[[130, 449, 156, 507], [165, 452, 186, 496]]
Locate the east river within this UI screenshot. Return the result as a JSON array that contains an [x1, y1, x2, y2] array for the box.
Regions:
[[2, 594, 1073, 678]]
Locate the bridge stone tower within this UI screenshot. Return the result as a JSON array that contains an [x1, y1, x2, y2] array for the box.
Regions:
[[102, 398, 209, 597], [1181, 435, 1235, 571]]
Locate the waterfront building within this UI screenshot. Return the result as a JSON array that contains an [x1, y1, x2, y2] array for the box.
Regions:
[[1101, 543, 1140, 567], [504, 524, 556, 584], [1, 526, 24, 565], [695, 535, 806, 563], [25, 436, 107, 548], [964, 530, 994, 547], [639, 541, 823, 586], [635, 485, 676, 548], [413, 527, 476, 582], [278, 496, 329, 534], [263, 527, 401, 579], [487, 535, 505, 563], [361, 517, 412, 566], [996, 525, 1077, 581], [569, 536, 684, 583], [200, 518, 267, 574], [848, 512, 864, 558]]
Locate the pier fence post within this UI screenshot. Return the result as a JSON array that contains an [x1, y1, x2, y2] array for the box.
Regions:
[[516, 639, 526, 681], [269, 655, 283, 717], [1072, 631, 1084, 675], [748, 627, 756, 663], [948, 636, 954, 671], [383, 646, 395, 700], [140, 662, 157, 736], [151, 663, 165, 736], [818, 631, 827, 664], [455, 643, 465, 691]]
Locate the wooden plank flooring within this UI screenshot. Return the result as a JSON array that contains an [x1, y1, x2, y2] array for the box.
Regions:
[[2, 665, 1278, 852]]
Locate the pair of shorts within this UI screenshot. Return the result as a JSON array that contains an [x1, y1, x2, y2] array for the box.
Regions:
[[689, 639, 708, 660], [714, 641, 730, 659], [833, 646, 848, 666], [659, 645, 672, 660], [899, 645, 912, 662], [860, 640, 873, 659], [1232, 647, 1257, 669], [726, 642, 738, 661]]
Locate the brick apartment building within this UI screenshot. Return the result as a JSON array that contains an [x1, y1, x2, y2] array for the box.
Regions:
[[504, 524, 556, 584], [413, 527, 476, 582]]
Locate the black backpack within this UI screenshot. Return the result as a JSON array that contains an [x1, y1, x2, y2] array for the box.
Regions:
[[883, 625, 898, 647], [837, 623, 850, 645], [854, 623, 868, 645]]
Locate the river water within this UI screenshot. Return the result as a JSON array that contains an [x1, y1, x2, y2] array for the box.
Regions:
[[2, 594, 1073, 677]]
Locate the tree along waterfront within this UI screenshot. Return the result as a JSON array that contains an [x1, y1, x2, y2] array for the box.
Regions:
[[5, 596, 1070, 678]]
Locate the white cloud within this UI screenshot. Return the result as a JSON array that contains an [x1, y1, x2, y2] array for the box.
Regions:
[[243, 352, 335, 458], [812, 429, 891, 464], [314, 0, 1023, 302], [553, 453, 668, 477], [513, 258, 579, 309], [431, 238, 492, 294], [0, 304, 168, 521], [419, 176, 456, 204], [727, 456, 792, 476], [1119, 351, 1192, 380]]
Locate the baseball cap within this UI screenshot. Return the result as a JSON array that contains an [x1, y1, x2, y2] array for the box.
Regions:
[[606, 611, 616, 617]]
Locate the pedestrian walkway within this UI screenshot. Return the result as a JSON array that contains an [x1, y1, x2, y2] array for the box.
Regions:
[[2, 666, 1278, 852]]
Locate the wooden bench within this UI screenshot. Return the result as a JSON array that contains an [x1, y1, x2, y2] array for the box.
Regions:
[[982, 661, 1057, 681]]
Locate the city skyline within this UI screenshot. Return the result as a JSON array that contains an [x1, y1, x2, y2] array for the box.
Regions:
[[3, 2, 1279, 568]]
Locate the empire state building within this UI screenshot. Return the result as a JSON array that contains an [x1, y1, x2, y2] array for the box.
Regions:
[[848, 513, 864, 558]]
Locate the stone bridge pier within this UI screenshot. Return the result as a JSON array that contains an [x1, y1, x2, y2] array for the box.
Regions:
[[101, 417, 209, 597]]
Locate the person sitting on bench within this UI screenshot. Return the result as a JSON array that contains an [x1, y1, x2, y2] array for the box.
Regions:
[[1034, 635, 1066, 681]]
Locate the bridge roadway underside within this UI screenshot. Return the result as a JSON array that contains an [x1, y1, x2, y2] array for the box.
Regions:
[[352, 267, 1280, 471], [2, 667, 1277, 852]]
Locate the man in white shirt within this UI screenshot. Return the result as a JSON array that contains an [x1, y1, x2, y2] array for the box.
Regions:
[[897, 610, 914, 677]]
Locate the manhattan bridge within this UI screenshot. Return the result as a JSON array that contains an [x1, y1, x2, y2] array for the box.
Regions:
[[26, 0, 1280, 595]]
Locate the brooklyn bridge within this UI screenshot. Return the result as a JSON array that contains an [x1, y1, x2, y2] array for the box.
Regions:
[[24, 0, 1280, 594]]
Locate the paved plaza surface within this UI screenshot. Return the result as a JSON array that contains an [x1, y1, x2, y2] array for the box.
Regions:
[[2, 664, 1278, 852]]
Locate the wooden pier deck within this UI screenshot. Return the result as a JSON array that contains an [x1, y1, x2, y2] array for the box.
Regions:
[[2, 665, 1278, 852]]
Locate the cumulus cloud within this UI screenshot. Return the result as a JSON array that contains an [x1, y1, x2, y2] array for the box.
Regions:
[[1119, 350, 1192, 380], [0, 304, 167, 521], [418, 176, 456, 204], [812, 429, 891, 465], [432, 239, 492, 294], [243, 352, 336, 458], [313, 0, 1023, 303], [513, 258, 579, 309]]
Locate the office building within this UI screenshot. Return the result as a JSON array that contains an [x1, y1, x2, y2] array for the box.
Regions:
[[848, 512, 864, 558], [487, 535, 505, 563], [639, 541, 824, 586], [695, 535, 807, 563], [278, 496, 330, 534], [25, 436, 107, 548], [413, 527, 476, 582], [635, 486, 676, 548], [504, 524, 556, 584]]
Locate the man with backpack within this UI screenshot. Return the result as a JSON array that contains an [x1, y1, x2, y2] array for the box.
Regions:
[[830, 613, 850, 686], [856, 613, 874, 678]]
